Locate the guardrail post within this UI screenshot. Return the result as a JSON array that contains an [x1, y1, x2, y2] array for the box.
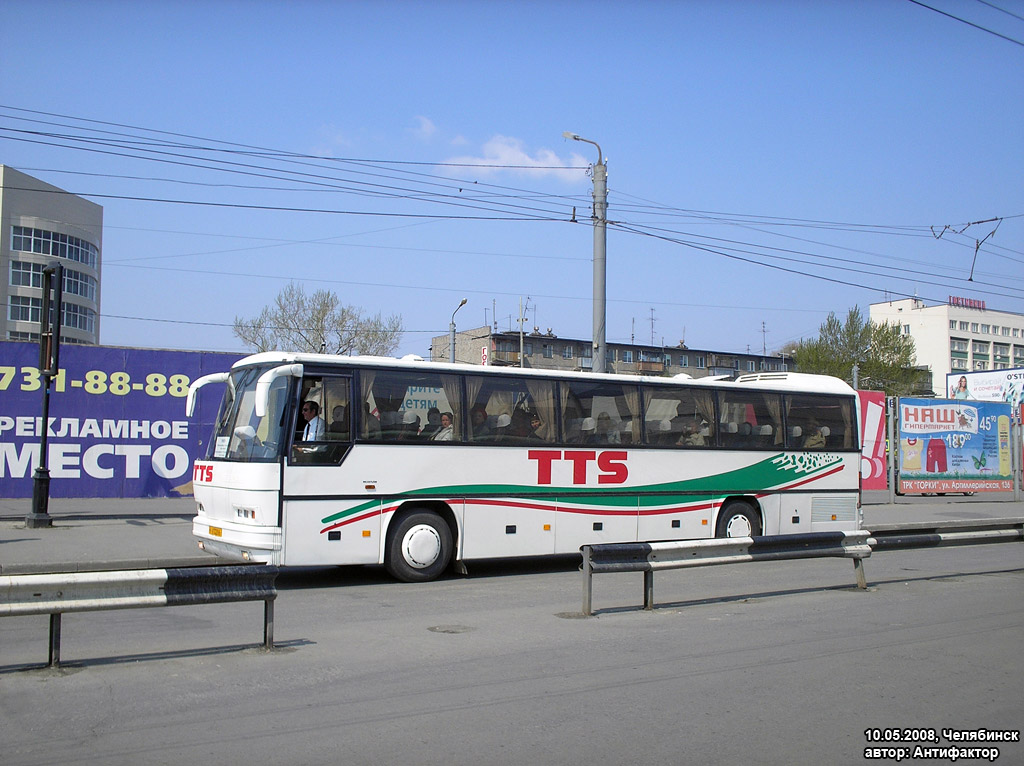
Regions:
[[48, 613, 62, 668], [643, 570, 654, 610], [853, 558, 867, 590], [264, 599, 275, 650], [582, 546, 593, 616]]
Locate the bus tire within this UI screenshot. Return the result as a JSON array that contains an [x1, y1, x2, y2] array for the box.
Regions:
[[385, 510, 453, 582], [716, 501, 761, 538]]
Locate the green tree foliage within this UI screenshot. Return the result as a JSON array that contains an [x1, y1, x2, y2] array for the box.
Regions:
[[233, 282, 403, 355], [792, 306, 930, 395]]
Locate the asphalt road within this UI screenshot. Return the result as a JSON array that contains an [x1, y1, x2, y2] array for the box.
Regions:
[[2, 539, 1021, 766]]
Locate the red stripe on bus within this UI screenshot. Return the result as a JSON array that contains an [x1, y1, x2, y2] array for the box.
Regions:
[[320, 509, 381, 533]]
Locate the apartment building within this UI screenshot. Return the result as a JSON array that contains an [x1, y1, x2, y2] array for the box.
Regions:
[[432, 326, 788, 378], [1, 165, 102, 344]]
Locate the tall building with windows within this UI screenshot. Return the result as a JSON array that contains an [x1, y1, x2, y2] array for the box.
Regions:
[[1, 165, 102, 344], [870, 297, 1024, 392], [432, 326, 788, 378]]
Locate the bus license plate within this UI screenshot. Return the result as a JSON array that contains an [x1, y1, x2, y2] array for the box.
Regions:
[[209, 526, 223, 537]]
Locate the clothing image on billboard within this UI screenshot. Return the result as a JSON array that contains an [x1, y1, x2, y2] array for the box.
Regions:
[[925, 438, 947, 473], [901, 438, 922, 471]]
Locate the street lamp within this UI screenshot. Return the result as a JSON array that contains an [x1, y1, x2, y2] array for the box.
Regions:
[[449, 298, 467, 363], [563, 131, 608, 373]]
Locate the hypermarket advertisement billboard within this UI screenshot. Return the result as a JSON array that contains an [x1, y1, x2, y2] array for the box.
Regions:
[[0, 341, 242, 498], [897, 397, 1013, 494]]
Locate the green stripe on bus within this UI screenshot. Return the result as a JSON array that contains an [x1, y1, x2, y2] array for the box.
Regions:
[[320, 452, 842, 525]]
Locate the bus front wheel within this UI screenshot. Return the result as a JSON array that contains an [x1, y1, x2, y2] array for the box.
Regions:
[[385, 510, 453, 582], [716, 501, 761, 538]]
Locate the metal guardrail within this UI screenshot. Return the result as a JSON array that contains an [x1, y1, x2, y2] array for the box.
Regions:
[[580, 518, 1024, 616], [0, 564, 279, 667], [865, 517, 1024, 551], [581, 531, 873, 616]]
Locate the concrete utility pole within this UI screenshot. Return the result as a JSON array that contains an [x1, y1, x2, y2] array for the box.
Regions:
[[564, 131, 607, 373]]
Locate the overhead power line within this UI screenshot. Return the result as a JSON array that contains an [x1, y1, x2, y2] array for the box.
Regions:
[[2, 104, 1022, 323], [906, 0, 1024, 47], [973, 0, 1024, 23], [611, 220, 1022, 308], [2, 184, 563, 223]]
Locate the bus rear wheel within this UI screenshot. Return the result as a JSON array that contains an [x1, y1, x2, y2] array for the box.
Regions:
[[716, 501, 761, 538], [385, 510, 453, 582]]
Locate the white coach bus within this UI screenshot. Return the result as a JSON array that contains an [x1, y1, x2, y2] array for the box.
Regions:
[[186, 353, 861, 581]]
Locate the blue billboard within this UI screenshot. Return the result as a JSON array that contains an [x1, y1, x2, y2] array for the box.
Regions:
[[0, 342, 243, 498], [897, 397, 1014, 494]]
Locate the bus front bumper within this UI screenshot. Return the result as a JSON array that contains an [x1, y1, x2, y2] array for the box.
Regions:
[[193, 515, 282, 565]]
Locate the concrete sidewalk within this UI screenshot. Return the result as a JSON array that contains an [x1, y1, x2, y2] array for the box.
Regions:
[[1, 495, 1021, 575], [0, 497, 214, 574]]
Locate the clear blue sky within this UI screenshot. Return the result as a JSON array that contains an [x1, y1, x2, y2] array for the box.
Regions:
[[2, 0, 1022, 358]]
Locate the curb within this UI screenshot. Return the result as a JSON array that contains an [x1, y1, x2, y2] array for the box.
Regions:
[[0, 556, 221, 576]]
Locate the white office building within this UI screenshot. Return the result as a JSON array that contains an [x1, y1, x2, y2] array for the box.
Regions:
[[870, 297, 1024, 393], [1, 165, 102, 344]]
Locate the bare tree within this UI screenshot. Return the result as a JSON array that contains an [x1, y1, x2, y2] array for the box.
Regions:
[[233, 283, 403, 355]]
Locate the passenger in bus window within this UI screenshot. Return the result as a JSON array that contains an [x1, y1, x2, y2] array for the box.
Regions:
[[678, 416, 705, 447], [432, 412, 455, 441], [509, 410, 541, 442], [494, 413, 512, 441], [529, 412, 546, 441], [300, 401, 326, 441], [803, 419, 826, 449], [398, 411, 421, 440], [329, 405, 348, 436], [422, 407, 443, 439], [594, 412, 621, 444], [470, 405, 491, 440]]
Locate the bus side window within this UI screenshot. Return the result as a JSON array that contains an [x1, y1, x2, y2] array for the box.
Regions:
[[291, 375, 351, 465], [785, 394, 853, 450], [323, 376, 352, 442], [465, 375, 557, 444], [716, 390, 783, 450], [559, 379, 640, 446], [641, 386, 715, 448], [366, 370, 462, 443]]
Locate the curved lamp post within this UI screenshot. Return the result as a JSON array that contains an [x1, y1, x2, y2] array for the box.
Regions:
[[563, 131, 607, 373], [449, 298, 467, 363]]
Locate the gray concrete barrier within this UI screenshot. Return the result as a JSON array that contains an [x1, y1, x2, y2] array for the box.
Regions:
[[581, 531, 873, 616], [0, 565, 278, 667]]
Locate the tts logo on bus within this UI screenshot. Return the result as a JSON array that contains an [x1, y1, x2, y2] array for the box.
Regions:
[[193, 464, 214, 483], [528, 450, 628, 485]]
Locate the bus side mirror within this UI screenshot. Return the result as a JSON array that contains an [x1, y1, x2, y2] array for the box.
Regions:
[[186, 372, 231, 417], [255, 364, 304, 418]]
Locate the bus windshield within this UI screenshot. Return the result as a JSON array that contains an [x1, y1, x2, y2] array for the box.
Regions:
[[206, 365, 292, 461]]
